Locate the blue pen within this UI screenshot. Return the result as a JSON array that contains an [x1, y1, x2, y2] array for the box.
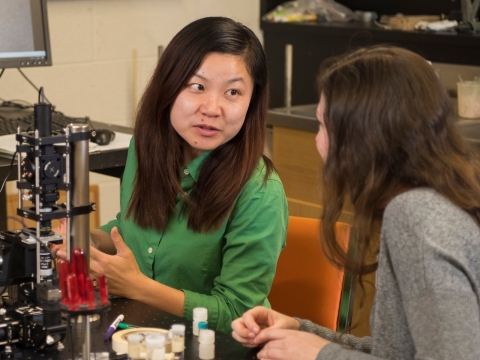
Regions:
[[104, 314, 124, 341]]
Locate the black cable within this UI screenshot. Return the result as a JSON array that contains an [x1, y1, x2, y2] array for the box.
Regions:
[[0, 98, 34, 109], [66, 314, 75, 360], [102, 311, 112, 354], [0, 231, 22, 296], [6, 216, 26, 229], [0, 150, 17, 195], [86, 116, 95, 132], [72, 316, 78, 358], [0, 68, 4, 79], [17, 68, 52, 104]]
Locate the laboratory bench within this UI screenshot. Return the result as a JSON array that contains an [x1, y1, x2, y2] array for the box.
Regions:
[[12, 297, 258, 359]]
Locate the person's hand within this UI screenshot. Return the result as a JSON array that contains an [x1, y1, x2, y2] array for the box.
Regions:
[[232, 307, 300, 347], [53, 218, 67, 237], [89, 227, 144, 297], [51, 218, 67, 258], [255, 328, 330, 360]]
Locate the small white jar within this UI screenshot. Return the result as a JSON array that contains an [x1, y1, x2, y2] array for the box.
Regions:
[[193, 307, 208, 336], [127, 333, 142, 360], [145, 334, 165, 360], [199, 329, 215, 360]]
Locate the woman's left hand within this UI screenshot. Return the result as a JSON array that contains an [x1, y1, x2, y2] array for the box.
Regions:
[[90, 227, 143, 298], [255, 328, 330, 360]]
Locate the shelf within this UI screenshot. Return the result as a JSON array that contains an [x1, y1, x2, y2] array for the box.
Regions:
[[261, 19, 480, 108], [261, 21, 480, 51]]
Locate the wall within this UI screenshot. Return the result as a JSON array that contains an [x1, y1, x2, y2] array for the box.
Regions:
[[2, 0, 261, 224], [1, 0, 261, 126]]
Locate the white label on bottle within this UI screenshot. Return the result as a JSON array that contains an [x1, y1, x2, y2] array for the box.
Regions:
[[172, 338, 184, 352]]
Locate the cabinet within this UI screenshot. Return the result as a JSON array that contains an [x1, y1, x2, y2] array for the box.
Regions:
[[261, 0, 480, 107]]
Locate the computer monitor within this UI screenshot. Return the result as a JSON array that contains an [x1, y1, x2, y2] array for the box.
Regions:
[[0, 0, 52, 69]]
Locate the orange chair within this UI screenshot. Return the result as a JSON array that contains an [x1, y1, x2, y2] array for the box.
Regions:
[[268, 216, 355, 332]]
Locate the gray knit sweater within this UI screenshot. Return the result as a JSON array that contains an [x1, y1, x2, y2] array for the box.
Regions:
[[298, 188, 480, 360]]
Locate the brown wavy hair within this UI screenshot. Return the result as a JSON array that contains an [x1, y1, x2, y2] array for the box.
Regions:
[[127, 17, 273, 232], [317, 45, 480, 275]]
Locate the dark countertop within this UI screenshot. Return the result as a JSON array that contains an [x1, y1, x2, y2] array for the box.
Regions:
[[261, 20, 480, 67], [267, 103, 480, 148], [12, 297, 258, 359]]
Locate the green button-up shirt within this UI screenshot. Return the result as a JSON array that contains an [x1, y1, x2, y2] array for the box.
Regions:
[[99, 139, 288, 333]]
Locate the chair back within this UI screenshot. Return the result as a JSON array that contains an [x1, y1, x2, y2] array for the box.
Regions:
[[269, 216, 355, 331]]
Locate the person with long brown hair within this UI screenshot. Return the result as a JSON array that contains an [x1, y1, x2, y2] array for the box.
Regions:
[[54, 17, 288, 334], [232, 45, 480, 358]]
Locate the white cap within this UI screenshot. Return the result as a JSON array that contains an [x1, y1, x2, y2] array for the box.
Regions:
[[145, 334, 165, 347], [127, 333, 143, 344], [171, 324, 186, 336], [193, 307, 208, 321], [199, 329, 215, 344]]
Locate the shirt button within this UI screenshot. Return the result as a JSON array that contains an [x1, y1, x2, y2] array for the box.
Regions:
[[148, 247, 153, 254], [184, 169, 190, 175]]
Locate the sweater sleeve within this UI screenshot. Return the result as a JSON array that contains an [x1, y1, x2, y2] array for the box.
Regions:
[[297, 318, 373, 359]]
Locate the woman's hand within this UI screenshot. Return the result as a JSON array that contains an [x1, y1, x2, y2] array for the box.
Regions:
[[51, 218, 67, 258], [53, 218, 67, 237], [232, 307, 330, 359], [255, 328, 330, 360], [231, 307, 300, 347], [89, 227, 144, 298], [51, 225, 144, 298]]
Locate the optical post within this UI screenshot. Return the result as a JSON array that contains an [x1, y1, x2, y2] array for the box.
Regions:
[[0, 87, 103, 358]]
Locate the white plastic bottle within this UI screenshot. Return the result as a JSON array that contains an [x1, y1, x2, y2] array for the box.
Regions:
[[127, 333, 143, 360], [171, 324, 185, 360], [192, 307, 208, 336], [198, 329, 215, 360], [145, 334, 165, 360]]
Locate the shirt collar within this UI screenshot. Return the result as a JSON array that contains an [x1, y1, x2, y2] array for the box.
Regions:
[[182, 151, 211, 181]]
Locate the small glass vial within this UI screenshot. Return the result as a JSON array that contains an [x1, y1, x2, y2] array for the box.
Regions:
[[193, 307, 208, 336], [145, 334, 165, 360], [171, 324, 185, 360], [127, 333, 143, 360], [199, 329, 215, 360]]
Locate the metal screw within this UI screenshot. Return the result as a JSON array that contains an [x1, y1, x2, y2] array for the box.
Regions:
[[46, 335, 55, 345]]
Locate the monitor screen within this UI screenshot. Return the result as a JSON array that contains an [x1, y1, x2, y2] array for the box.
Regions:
[[0, 0, 52, 69]]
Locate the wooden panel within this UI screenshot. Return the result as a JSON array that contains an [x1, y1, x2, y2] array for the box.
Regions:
[[287, 198, 322, 219], [273, 125, 373, 337], [287, 198, 355, 224], [273, 126, 323, 204], [6, 185, 100, 231], [350, 271, 376, 337]]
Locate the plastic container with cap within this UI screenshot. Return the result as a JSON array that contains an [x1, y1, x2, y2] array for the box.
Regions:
[[199, 329, 215, 360], [127, 333, 143, 360], [145, 334, 165, 360], [193, 307, 208, 336], [458, 80, 480, 119], [171, 324, 185, 358]]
